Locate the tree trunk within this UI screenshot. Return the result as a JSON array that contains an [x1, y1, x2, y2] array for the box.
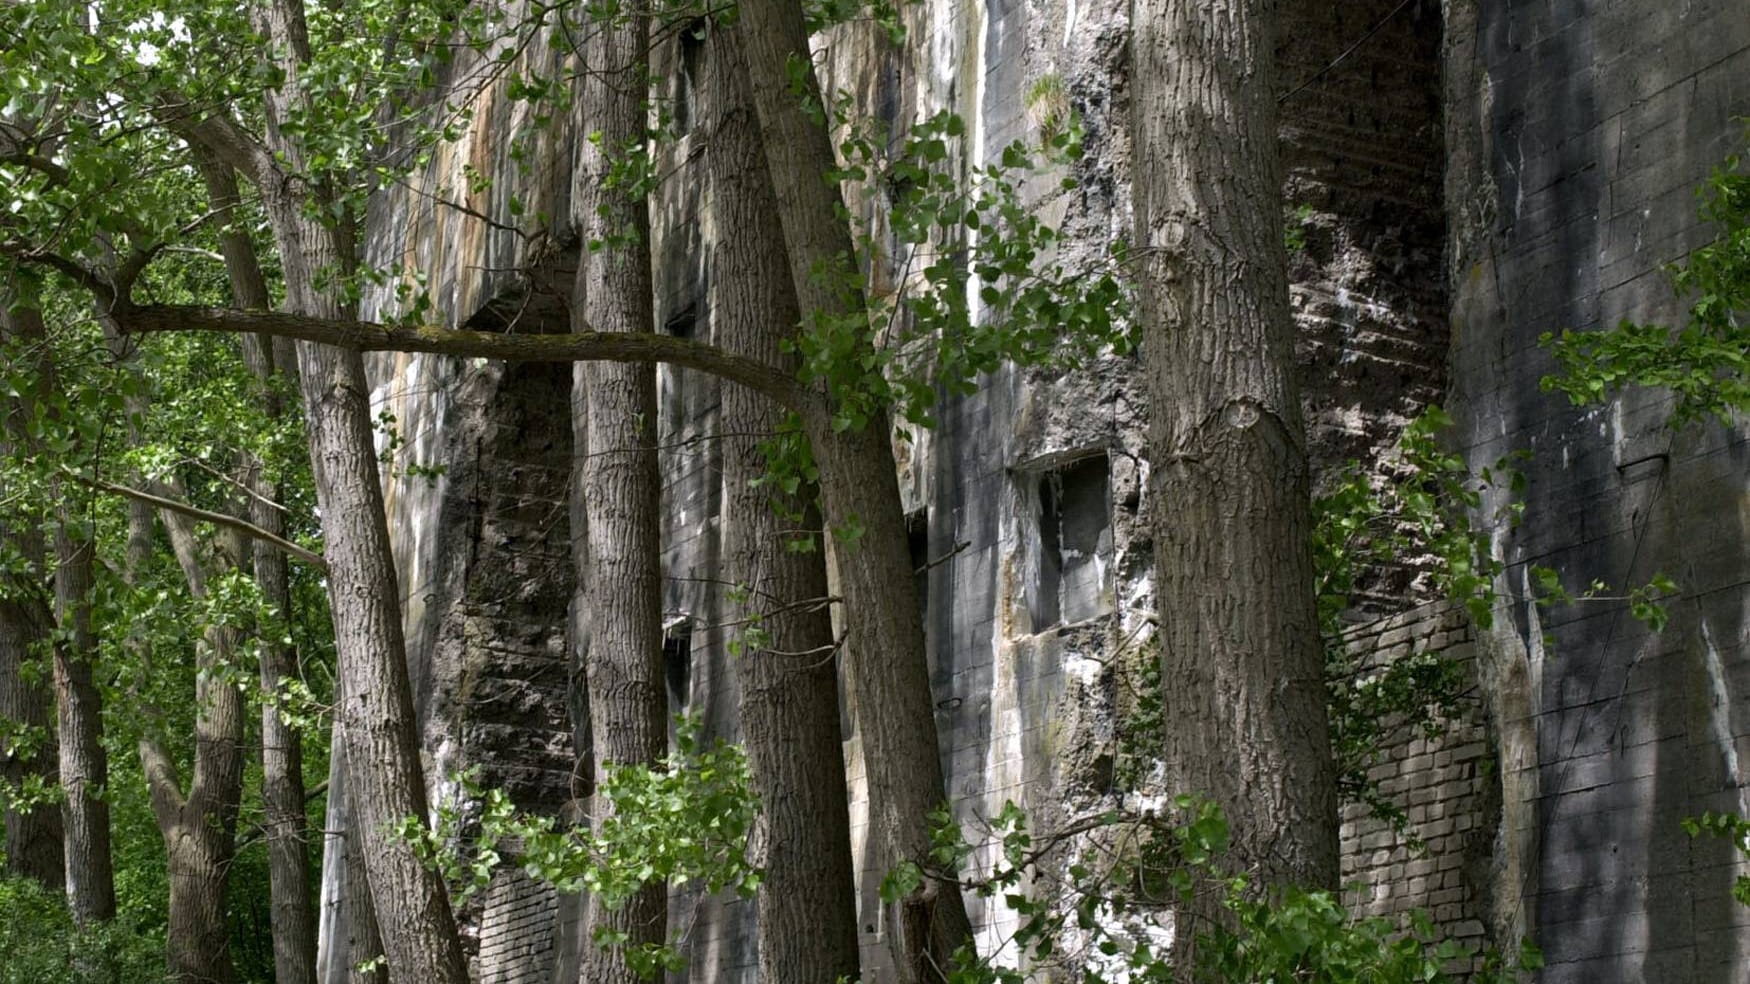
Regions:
[[247, 384, 320, 984], [572, 10, 667, 982], [733, 1, 972, 977], [1130, 0, 1338, 967], [52, 516, 116, 926], [0, 342, 61, 887], [200, 148, 320, 984], [236, 4, 469, 979], [165, 823, 239, 984], [0, 591, 63, 890], [3, 297, 117, 924], [129, 497, 249, 984], [703, 21, 861, 984]]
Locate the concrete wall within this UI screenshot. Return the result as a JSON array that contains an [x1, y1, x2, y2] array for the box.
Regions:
[[1443, 2, 1750, 981], [321, 1, 1750, 981]]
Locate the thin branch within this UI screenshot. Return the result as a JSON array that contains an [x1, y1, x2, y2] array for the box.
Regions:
[[233, 779, 331, 853], [61, 467, 328, 572], [0, 239, 115, 304]]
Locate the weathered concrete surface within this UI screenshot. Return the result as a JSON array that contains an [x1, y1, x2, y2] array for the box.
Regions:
[[324, 0, 1750, 982], [1445, 1, 1750, 980]]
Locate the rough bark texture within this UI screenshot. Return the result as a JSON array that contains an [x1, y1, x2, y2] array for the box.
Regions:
[[51, 523, 115, 926], [1, 299, 118, 924], [703, 22, 861, 984], [129, 490, 249, 984], [734, 0, 972, 977], [0, 588, 63, 889], [202, 149, 320, 984], [572, 10, 668, 983], [1131, 0, 1338, 965], [235, 3, 469, 980], [0, 330, 61, 886], [114, 304, 803, 406]]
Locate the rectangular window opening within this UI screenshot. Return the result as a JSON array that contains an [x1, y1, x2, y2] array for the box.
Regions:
[[1028, 455, 1112, 630], [663, 626, 692, 720]]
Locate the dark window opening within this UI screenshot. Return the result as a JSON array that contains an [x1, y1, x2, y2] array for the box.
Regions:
[[663, 626, 692, 719], [907, 509, 930, 627], [663, 306, 696, 339], [672, 21, 707, 135], [1028, 455, 1112, 630], [658, 307, 698, 443]]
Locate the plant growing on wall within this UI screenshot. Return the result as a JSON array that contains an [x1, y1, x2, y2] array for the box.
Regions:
[[872, 797, 1542, 984], [1541, 144, 1749, 425]]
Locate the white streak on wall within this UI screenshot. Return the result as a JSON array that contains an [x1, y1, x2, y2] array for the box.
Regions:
[[1700, 619, 1750, 814]]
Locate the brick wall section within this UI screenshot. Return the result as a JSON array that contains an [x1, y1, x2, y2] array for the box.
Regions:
[[1338, 601, 1494, 973], [472, 869, 559, 984], [344, 3, 1750, 983]]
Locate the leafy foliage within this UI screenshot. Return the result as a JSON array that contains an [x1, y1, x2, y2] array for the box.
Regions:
[[0, 876, 165, 984], [1681, 811, 1750, 907], [873, 799, 1539, 984], [1541, 143, 1749, 426], [404, 717, 759, 979], [1312, 408, 1515, 830]]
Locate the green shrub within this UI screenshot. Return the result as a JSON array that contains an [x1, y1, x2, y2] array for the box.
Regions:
[[0, 876, 165, 983]]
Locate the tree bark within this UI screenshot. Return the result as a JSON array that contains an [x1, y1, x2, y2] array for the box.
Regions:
[[572, 10, 668, 982], [0, 311, 62, 890], [229, 3, 469, 980], [703, 22, 861, 984], [165, 831, 237, 984], [113, 303, 804, 408], [51, 521, 115, 926], [733, 1, 972, 977], [200, 148, 320, 984], [128, 495, 249, 984], [0, 299, 117, 924], [0, 590, 63, 890], [1130, 0, 1338, 968]]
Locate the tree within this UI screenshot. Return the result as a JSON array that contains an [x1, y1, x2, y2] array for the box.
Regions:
[[5, 4, 1122, 979], [0, 1, 471, 976], [194, 154, 319, 984], [701, 19, 861, 983], [0, 315, 65, 891], [571, 5, 669, 981], [0, 298, 118, 926], [1130, 0, 1337, 971]]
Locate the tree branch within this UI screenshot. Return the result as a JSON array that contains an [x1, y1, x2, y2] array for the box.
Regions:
[[113, 303, 820, 413], [137, 733, 188, 829], [62, 467, 328, 573], [154, 95, 280, 191]]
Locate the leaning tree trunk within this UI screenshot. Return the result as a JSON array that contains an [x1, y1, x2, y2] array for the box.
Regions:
[[733, 1, 972, 977], [1131, 0, 1338, 970], [572, 9, 668, 982], [703, 21, 861, 984], [199, 149, 319, 984], [227, 4, 470, 980]]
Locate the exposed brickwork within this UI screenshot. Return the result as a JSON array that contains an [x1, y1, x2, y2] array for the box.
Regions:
[[1339, 602, 1495, 974], [334, 3, 1750, 984], [472, 869, 559, 984], [1280, 0, 1453, 613]]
